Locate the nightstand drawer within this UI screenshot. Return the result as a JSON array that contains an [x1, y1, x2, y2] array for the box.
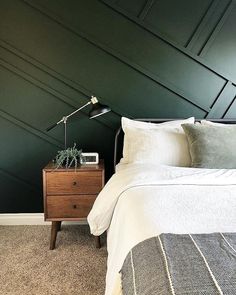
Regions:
[[46, 171, 102, 195], [46, 195, 96, 219], [43, 161, 104, 249]]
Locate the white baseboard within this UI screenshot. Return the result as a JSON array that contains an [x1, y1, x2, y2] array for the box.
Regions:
[[0, 213, 49, 225], [0, 213, 87, 225]]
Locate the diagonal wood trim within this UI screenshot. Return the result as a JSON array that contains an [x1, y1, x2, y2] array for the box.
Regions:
[[138, 0, 156, 20], [0, 38, 121, 124], [0, 42, 117, 130], [186, 0, 231, 55], [206, 81, 236, 118], [20, 0, 209, 112], [0, 109, 63, 149], [0, 39, 92, 99], [18, 0, 126, 119], [100, 0, 236, 85], [185, 0, 218, 49], [223, 96, 236, 118], [199, 0, 234, 57], [0, 167, 40, 192], [0, 169, 40, 192], [0, 56, 83, 111], [0, 39, 119, 115], [0, 57, 104, 134]]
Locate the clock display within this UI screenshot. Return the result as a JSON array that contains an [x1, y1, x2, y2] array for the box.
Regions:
[[81, 153, 99, 164]]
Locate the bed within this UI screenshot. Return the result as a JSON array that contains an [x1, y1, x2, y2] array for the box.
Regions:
[[88, 117, 236, 295]]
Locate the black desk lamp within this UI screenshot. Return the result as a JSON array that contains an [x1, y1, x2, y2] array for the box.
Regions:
[[46, 96, 111, 149]]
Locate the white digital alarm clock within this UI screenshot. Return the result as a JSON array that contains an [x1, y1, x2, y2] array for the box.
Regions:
[[80, 153, 99, 164]]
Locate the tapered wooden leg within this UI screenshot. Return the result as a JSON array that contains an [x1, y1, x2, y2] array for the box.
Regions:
[[57, 221, 62, 231], [50, 221, 60, 250], [95, 236, 101, 248]]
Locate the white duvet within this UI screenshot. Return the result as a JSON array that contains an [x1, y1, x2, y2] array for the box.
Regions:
[[88, 163, 236, 295]]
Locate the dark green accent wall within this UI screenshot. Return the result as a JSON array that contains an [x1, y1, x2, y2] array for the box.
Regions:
[[0, 0, 236, 213]]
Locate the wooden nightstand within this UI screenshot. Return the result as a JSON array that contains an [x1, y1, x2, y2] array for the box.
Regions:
[[43, 160, 104, 250]]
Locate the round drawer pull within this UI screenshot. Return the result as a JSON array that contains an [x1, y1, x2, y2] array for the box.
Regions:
[[73, 204, 77, 209], [72, 181, 77, 186]]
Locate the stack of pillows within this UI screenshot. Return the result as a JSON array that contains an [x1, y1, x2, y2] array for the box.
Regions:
[[121, 117, 236, 169]]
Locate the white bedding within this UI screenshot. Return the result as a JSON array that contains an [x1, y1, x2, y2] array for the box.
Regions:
[[87, 164, 236, 295]]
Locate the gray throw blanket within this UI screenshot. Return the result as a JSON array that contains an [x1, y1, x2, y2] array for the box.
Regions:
[[121, 233, 236, 295]]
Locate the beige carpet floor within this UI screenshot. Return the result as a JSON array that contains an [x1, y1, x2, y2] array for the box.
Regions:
[[0, 225, 107, 295]]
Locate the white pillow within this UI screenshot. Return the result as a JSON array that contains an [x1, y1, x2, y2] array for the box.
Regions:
[[121, 117, 195, 166], [201, 120, 232, 126], [122, 116, 193, 130]]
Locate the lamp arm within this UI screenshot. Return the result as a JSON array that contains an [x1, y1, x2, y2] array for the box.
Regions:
[[64, 101, 91, 121], [46, 101, 92, 132]]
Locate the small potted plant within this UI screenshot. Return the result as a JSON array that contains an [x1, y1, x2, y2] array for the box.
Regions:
[[54, 143, 85, 170]]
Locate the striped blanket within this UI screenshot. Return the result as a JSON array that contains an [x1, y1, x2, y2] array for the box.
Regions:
[[121, 233, 236, 295]]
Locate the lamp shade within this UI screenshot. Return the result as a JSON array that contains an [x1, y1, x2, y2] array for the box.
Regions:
[[89, 102, 111, 119]]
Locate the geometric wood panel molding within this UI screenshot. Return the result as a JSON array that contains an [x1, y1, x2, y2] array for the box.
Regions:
[[0, 0, 236, 212], [102, 0, 236, 118]]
